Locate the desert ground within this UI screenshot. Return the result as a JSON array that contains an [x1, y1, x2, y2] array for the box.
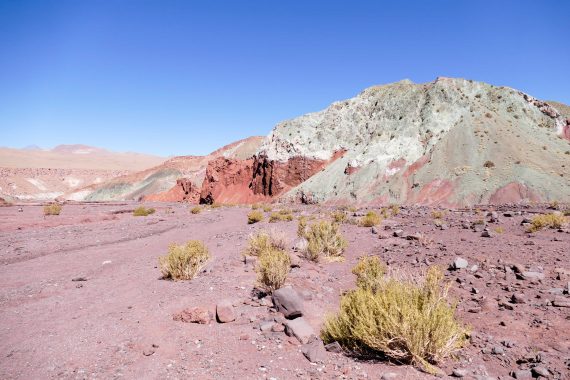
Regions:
[[0, 202, 568, 379]]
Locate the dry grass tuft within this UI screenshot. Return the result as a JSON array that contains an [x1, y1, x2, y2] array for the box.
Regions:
[[159, 240, 210, 280], [352, 256, 386, 292], [43, 203, 62, 216], [331, 210, 348, 224], [256, 247, 290, 293], [360, 211, 381, 227], [133, 206, 155, 216], [247, 210, 264, 224], [321, 266, 469, 374], [526, 213, 567, 232], [269, 209, 294, 223], [243, 230, 288, 257], [303, 221, 347, 262], [262, 204, 273, 212], [190, 206, 202, 214], [431, 210, 445, 219]]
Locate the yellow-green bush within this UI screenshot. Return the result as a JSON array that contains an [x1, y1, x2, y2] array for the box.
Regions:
[[360, 211, 381, 227], [431, 210, 445, 219], [390, 204, 400, 216], [247, 210, 264, 224], [243, 230, 287, 257], [256, 247, 290, 292], [352, 256, 385, 292], [251, 203, 261, 210], [304, 221, 347, 262], [43, 203, 62, 216], [133, 206, 155, 216], [190, 206, 202, 214], [159, 240, 210, 280], [331, 210, 347, 224], [527, 213, 567, 232], [297, 216, 308, 238], [269, 209, 294, 223], [262, 204, 273, 212], [321, 266, 468, 373]]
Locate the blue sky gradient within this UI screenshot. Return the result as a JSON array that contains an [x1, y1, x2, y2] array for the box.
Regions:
[[1, 0, 569, 156]]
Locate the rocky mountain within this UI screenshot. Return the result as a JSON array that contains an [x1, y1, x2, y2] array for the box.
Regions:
[[201, 77, 570, 206], [65, 137, 264, 202], [0, 145, 166, 201]]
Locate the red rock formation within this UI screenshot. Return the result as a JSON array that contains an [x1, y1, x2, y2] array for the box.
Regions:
[[144, 178, 200, 203], [200, 150, 345, 204], [489, 182, 542, 204], [563, 119, 570, 142]]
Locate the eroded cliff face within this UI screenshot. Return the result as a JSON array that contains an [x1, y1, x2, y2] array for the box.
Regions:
[[143, 178, 200, 203]]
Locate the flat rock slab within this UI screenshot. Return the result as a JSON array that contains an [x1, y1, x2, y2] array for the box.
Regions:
[[301, 338, 327, 363], [284, 317, 315, 344], [273, 286, 303, 319], [216, 299, 235, 323]]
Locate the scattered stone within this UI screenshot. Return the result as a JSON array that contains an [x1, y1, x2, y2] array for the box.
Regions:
[[511, 370, 532, 379], [271, 323, 285, 333], [517, 271, 545, 281], [452, 257, 469, 270], [511, 293, 526, 304], [324, 341, 343, 353], [301, 338, 327, 363], [371, 226, 379, 234], [142, 344, 158, 356], [452, 368, 468, 377], [216, 299, 236, 323], [259, 321, 275, 333], [381, 373, 398, 380], [552, 296, 570, 307], [288, 253, 301, 268], [531, 366, 550, 378], [491, 346, 504, 355], [481, 230, 493, 238], [272, 286, 303, 319], [284, 317, 315, 344], [71, 277, 87, 282], [393, 229, 404, 237], [173, 307, 211, 324]]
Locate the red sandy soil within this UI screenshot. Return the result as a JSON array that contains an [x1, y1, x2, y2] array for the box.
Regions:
[[0, 203, 569, 379]]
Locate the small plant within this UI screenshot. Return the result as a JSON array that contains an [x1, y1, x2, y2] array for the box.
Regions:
[[352, 256, 385, 292], [43, 203, 62, 216], [190, 206, 202, 214], [262, 204, 273, 212], [390, 204, 400, 216], [331, 210, 347, 224], [243, 230, 287, 257], [431, 210, 445, 219], [494, 226, 504, 234], [297, 216, 308, 238], [256, 247, 290, 293], [526, 213, 567, 232], [251, 203, 261, 210], [483, 160, 495, 168], [133, 206, 155, 216], [159, 240, 210, 280], [247, 210, 264, 224], [269, 209, 294, 223], [321, 266, 468, 374], [304, 221, 347, 262], [360, 211, 381, 227], [210, 203, 222, 208]]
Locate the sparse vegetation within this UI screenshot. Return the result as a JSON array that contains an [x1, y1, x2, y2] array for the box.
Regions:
[[256, 247, 290, 293], [251, 203, 261, 210], [297, 216, 308, 237], [269, 209, 294, 222], [360, 211, 381, 227], [304, 221, 347, 262], [352, 256, 385, 292], [159, 240, 210, 280], [133, 206, 155, 216], [321, 265, 468, 374], [431, 210, 445, 219], [247, 210, 264, 224], [243, 230, 287, 257], [331, 210, 347, 223], [390, 204, 400, 216], [43, 203, 62, 216], [190, 206, 202, 214], [262, 204, 273, 212], [494, 226, 504, 234], [526, 213, 567, 232]]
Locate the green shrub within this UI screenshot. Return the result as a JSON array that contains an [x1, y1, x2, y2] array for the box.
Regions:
[[159, 240, 210, 280], [43, 203, 62, 216], [304, 221, 347, 262], [527, 213, 567, 232], [133, 206, 155, 216], [247, 210, 264, 224], [243, 230, 287, 257], [360, 211, 381, 227], [352, 256, 385, 292], [190, 206, 202, 214], [321, 266, 468, 374], [256, 247, 290, 292], [269, 209, 294, 222]]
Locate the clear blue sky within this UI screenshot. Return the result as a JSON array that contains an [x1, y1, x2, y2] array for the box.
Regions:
[[1, 1, 568, 157]]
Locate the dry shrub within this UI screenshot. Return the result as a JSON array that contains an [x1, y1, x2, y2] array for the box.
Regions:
[[331, 210, 347, 223], [159, 240, 210, 280], [431, 210, 445, 219], [304, 221, 347, 262], [269, 209, 294, 223], [133, 206, 155, 216], [352, 256, 385, 292], [43, 203, 62, 216], [243, 230, 288, 257], [321, 266, 468, 374], [190, 206, 202, 214], [494, 226, 504, 234], [390, 204, 400, 216], [297, 216, 308, 238], [360, 211, 381, 227], [262, 204, 273, 212], [256, 247, 290, 293], [527, 213, 567, 232], [251, 203, 261, 210], [247, 210, 264, 224]]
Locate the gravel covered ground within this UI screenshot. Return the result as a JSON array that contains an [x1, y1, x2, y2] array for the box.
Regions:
[[0, 202, 568, 379]]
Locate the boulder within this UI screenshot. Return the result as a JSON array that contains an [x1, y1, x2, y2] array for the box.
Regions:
[[216, 300, 235, 323], [272, 286, 303, 319], [301, 338, 327, 363], [284, 317, 315, 344]]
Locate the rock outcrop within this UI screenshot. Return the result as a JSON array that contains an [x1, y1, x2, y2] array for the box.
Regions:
[[143, 178, 200, 202]]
